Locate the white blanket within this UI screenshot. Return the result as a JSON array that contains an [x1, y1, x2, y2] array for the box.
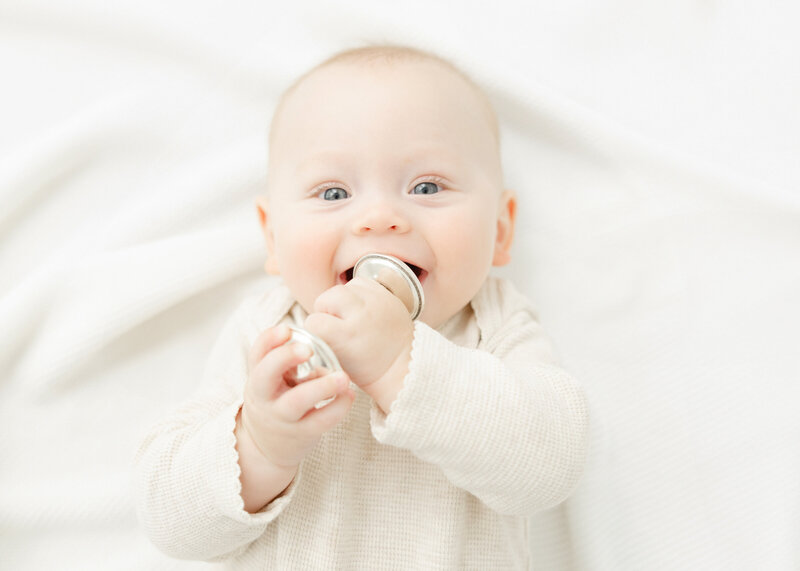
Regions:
[[2, 2, 798, 569]]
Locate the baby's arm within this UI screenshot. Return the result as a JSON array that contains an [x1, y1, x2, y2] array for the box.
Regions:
[[236, 324, 354, 512], [133, 300, 353, 561], [304, 276, 415, 412], [306, 277, 587, 516], [371, 283, 589, 516]]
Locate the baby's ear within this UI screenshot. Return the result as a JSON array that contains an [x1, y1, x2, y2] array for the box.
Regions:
[[255, 196, 280, 275], [492, 190, 516, 266]]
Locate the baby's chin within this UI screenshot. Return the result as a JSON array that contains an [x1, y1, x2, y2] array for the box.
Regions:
[[418, 301, 472, 332]]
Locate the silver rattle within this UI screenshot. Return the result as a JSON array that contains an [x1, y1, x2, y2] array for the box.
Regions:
[[285, 254, 424, 405], [352, 253, 424, 321]]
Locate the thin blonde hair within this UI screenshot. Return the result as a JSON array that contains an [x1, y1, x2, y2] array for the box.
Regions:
[[268, 45, 500, 146]]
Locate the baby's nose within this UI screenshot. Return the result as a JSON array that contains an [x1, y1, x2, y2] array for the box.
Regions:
[[351, 203, 410, 235]]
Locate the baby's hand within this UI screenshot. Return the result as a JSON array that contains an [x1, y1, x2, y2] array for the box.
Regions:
[[305, 277, 414, 412], [240, 324, 355, 472]]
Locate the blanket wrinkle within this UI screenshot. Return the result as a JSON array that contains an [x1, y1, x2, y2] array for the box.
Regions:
[[0, 96, 187, 296], [1, 225, 262, 397], [0, 95, 149, 229], [488, 72, 800, 213], [2, 0, 303, 101], [1, 472, 136, 530], [85, 139, 265, 250]]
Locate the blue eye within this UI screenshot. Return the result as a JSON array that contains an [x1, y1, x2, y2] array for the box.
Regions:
[[320, 187, 349, 201], [411, 182, 440, 195]]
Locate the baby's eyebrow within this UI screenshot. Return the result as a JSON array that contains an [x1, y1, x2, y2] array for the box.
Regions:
[[294, 151, 352, 177], [400, 146, 463, 166], [292, 145, 466, 181]]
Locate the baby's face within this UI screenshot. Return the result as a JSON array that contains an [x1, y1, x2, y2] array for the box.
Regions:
[[260, 60, 514, 328]]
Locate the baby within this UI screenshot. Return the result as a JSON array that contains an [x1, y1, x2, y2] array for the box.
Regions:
[[135, 45, 588, 569]]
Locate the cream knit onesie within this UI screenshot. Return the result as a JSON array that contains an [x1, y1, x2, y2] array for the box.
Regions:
[[134, 277, 588, 569]]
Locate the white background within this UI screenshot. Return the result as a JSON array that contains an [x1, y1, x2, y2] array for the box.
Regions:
[[1, 1, 798, 569]]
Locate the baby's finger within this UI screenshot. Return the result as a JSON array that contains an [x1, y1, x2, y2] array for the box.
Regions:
[[312, 284, 363, 317], [299, 385, 356, 433], [248, 324, 292, 371], [250, 341, 313, 400], [303, 311, 342, 345], [275, 371, 351, 422]]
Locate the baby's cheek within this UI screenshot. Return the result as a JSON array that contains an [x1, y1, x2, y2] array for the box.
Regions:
[[277, 236, 336, 312], [433, 214, 494, 304]]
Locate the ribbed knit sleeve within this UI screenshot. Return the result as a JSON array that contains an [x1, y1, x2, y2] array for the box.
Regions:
[[133, 289, 297, 561], [371, 280, 588, 516]]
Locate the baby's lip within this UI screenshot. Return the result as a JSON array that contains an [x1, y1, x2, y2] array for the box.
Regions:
[[338, 255, 427, 285]]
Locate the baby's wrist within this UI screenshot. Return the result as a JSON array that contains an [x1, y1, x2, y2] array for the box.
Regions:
[[363, 344, 411, 415], [237, 409, 299, 472], [235, 410, 298, 512]]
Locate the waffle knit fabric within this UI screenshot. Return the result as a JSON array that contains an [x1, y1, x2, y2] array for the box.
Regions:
[[134, 277, 588, 569]]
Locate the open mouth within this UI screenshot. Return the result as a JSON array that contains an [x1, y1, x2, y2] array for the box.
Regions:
[[340, 262, 425, 284]]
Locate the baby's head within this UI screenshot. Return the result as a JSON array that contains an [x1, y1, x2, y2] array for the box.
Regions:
[[257, 46, 516, 328]]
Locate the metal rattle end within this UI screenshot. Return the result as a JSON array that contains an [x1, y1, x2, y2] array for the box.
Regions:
[[352, 253, 424, 320]]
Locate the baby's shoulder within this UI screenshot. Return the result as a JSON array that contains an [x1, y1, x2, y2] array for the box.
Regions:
[[473, 277, 555, 362], [473, 276, 539, 325], [227, 277, 296, 335]]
